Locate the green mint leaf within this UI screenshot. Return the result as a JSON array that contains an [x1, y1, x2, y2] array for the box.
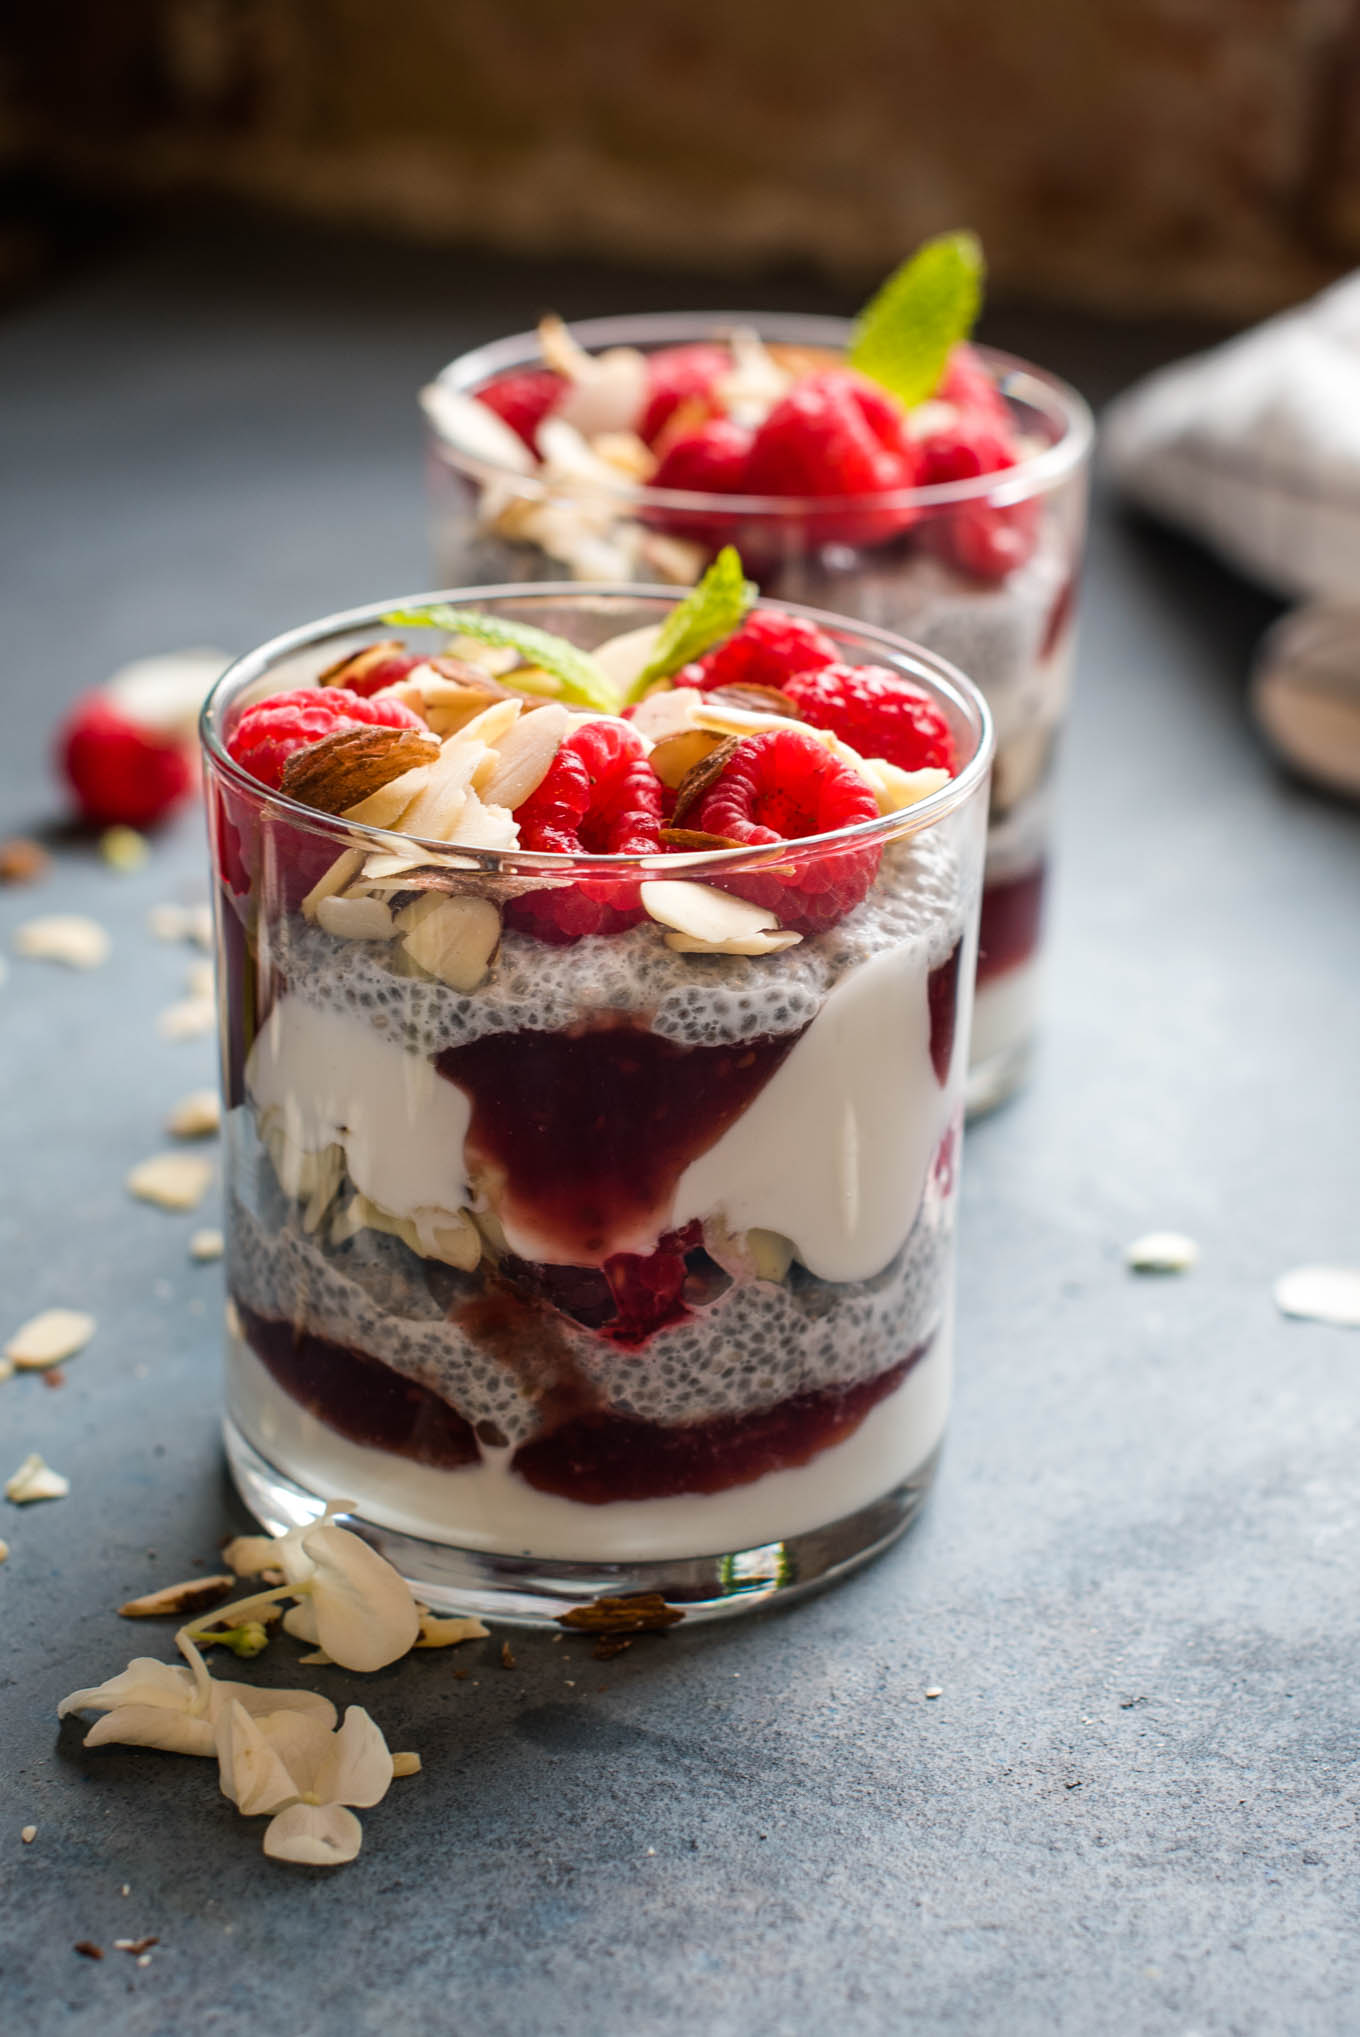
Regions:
[[624, 547, 757, 704], [382, 606, 619, 712], [848, 231, 985, 409]]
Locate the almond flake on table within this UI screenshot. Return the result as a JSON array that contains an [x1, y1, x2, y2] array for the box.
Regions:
[[0, 1540, 10, 1563], [156, 996, 215, 1041], [1273, 1265, 1360, 1328], [414, 1612, 489, 1648], [189, 1228, 224, 1263], [13, 915, 110, 969], [391, 1751, 422, 1777], [1125, 1232, 1199, 1274], [0, 838, 50, 885], [5, 1308, 96, 1371], [166, 1089, 221, 1139], [99, 826, 149, 871], [185, 959, 215, 998], [148, 902, 212, 947], [21, 1823, 36, 1841], [118, 1576, 236, 1619], [5, 1452, 70, 1503], [126, 1153, 214, 1212]]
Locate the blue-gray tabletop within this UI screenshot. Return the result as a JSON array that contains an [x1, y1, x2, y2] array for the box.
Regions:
[[2, 218, 1358, 2037]]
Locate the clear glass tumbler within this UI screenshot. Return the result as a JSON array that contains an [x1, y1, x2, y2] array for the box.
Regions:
[[425, 315, 1091, 1111], [202, 587, 992, 1625]]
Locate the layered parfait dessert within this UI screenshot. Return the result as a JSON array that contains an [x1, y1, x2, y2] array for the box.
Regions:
[[423, 235, 1090, 1109], [203, 573, 991, 1618]]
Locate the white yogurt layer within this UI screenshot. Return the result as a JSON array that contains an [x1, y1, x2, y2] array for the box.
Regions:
[[247, 1000, 472, 1224], [250, 929, 953, 1285], [969, 955, 1042, 1070], [228, 1324, 951, 1562]]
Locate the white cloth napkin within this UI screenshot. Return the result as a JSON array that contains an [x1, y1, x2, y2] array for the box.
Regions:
[[1104, 276, 1360, 795]]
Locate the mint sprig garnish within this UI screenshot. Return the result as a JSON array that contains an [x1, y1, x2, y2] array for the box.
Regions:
[[624, 547, 757, 705], [382, 606, 619, 712], [848, 231, 984, 409]]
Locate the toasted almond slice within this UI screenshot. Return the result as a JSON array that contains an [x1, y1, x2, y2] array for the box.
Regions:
[[14, 915, 110, 969], [156, 996, 215, 1041], [692, 700, 798, 740], [648, 727, 726, 791], [458, 697, 523, 753], [342, 763, 434, 829], [5, 1452, 69, 1503], [672, 738, 740, 825], [391, 1751, 423, 1776], [127, 1153, 214, 1212], [167, 1089, 220, 1138], [394, 738, 487, 841], [861, 761, 952, 814], [301, 848, 365, 921], [708, 684, 802, 719], [593, 431, 656, 481], [448, 790, 518, 852], [281, 724, 441, 816], [665, 928, 803, 957], [118, 1575, 235, 1619], [659, 828, 743, 851], [315, 894, 396, 941], [640, 880, 778, 943], [99, 826, 149, 871], [399, 895, 501, 990], [477, 703, 573, 811], [189, 1227, 224, 1262], [6, 1309, 96, 1370], [414, 1613, 489, 1648], [629, 686, 705, 741]]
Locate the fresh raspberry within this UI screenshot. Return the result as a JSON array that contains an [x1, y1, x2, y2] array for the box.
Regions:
[[922, 496, 1040, 583], [226, 687, 425, 793], [693, 727, 879, 934], [639, 343, 731, 446], [59, 695, 195, 829], [647, 420, 753, 543], [316, 640, 425, 698], [917, 410, 1018, 488], [475, 367, 564, 452], [743, 369, 922, 548], [674, 608, 839, 693], [507, 720, 663, 943], [937, 342, 1011, 430], [782, 663, 957, 774]]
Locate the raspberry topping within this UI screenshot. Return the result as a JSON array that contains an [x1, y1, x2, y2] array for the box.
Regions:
[[59, 695, 194, 830], [782, 663, 958, 774], [507, 719, 664, 943], [925, 496, 1041, 583], [916, 410, 1018, 488], [693, 727, 879, 934], [226, 687, 426, 793], [743, 369, 922, 546], [674, 608, 839, 692], [647, 420, 753, 542], [638, 343, 731, 446], [475, 367, 564, 452], [937, 342, 1011, 430]]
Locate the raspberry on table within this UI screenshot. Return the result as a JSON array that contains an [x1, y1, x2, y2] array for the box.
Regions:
[[59, 695, 194, 829], [743, 369, 922, 548], [226, 687, 426, 793], [693, 726, 880, 934], [638, 343, 731, 446], [675, 608, 839, 693], [507, 720, 664, 943], [782, 662, 958, 774], [475, 367, 565, 452]]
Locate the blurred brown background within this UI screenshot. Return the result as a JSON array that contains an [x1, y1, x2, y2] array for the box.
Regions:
[[4, 0, 1360, 315]]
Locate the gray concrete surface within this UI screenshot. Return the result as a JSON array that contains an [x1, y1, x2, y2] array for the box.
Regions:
[[1, 215, 1358, 2037]]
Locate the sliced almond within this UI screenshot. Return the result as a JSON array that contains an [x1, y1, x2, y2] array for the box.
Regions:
[[127, 1153, 214, 1212], [635, 529, 708, 585], [391, 1751, 423, 1776], [414, 1613, 489, 1648], [280, 724, 440, 816], [666, 928, 802, 957], [660, 828, 743, 851], [394, 739, 486, 842], [420, 381, 535, 471], [399, 894, 502, 990], [189, 1227, 224, 1263], [640, 881, 780, 945], [621, 686, 703, 743], [858, 761, 951, 814], [0, 838, 50, 886], [5, 1452, 69, 1503], [222, 1533, 283, 1577], [301, 848, 364, 921], [448, 790, 519, 852], [477, 703, 573, 810], [185, 958, 215, 998], [692, 700, 798, 740], [118, 1575, 235, 1619], [341, 763, 434, 830], [167, 1089, 220, 1139], [156, 997, 215, 1041], [316, 639, 409, 691], [648, 727, 726, 791], [708, 684, 802, 719], [6, 1309, 96, 1370], [99, 826, 149, 871], [315, 894, 397, 941], [672, 737, 740, 825], [13, 915, 109, 969], [458, 697, 524, 755]]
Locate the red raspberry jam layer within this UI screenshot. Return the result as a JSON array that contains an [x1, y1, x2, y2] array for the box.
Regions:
[[976, 865, 1046, 985], [436, 1023, 803, 1266]]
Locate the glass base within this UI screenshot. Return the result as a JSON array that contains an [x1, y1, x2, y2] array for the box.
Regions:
[[223, 1417, 941, 1629], [966, 1032, 1034, 1117]]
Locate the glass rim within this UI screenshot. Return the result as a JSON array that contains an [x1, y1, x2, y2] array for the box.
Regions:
[[200, 583, 994, 878], [423, 311, 1093, 514]]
